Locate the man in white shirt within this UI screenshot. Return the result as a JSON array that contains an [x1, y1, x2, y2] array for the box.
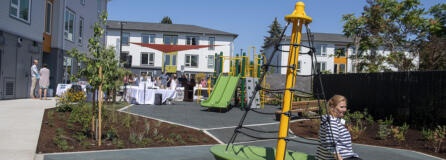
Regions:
[[30, 59, 39, 99]]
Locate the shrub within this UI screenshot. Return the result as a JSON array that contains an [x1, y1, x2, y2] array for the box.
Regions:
[[377, 119, 391, 140], [68, 104, 92, 133], [129, 130, 137, 144], [112, 138, 124, 148], [349, 124, 366, 141], [121, 114, 132, 128], [47, 110, 54, 127], [363, 108, 374, 126], [144, 120, 151, 135], [106, 126, 119, 140], [188, 136, 199, 143], [423, 125, 446, 153], [152, 128, 159, 137], [53, 128, 73, 151], [345, 110, 367, 140], [72, 132, 87, 142], [56, 90, 86, 112]]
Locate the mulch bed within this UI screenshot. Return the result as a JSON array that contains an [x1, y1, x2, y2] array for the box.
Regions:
[[290, 120, 446, 159], [36, 108, 217, 153]]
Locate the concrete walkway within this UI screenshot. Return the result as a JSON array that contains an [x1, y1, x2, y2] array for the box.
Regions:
[[0, 98, 56, 160]]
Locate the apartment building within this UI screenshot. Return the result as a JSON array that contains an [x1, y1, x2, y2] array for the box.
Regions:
[[265, 33, 416, 75], [106, 20, 238, 78], [0, 0, 107, 99], [43, 0, 107, 91]]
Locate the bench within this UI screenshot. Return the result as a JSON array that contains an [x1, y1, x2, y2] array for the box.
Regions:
[[274, 100, 325, 120]]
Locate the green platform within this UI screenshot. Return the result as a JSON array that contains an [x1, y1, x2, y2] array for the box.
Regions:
[[201, 74, 241, 109], [210, 144, 316, 160]]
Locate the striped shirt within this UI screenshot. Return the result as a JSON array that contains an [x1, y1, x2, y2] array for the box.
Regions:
[[316, 115, 359, 160]]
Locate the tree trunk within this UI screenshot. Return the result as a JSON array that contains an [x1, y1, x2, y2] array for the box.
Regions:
[[91, 89, 96, 138], [113, 88, 117, 103], [354, 36, 360, 73]]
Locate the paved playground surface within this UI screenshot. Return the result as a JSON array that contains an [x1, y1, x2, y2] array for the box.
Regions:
[[41, 102, 443, 160]]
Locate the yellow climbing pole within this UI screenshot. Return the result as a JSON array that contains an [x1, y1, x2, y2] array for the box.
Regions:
[[276, 2, 312, 160]]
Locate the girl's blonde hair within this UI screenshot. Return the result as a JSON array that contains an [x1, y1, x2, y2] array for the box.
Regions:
[[327, 95, 347, 116]]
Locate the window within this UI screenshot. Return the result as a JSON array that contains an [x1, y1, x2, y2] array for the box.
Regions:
[[163, 35, 177, 45], [142, 34, 155, 44], [339, 64, 346, 73], [315, 44, 327, 56], [149, 53, 155, 66], [185, 55, 198, 68], [120, 52, 129, 64], [80, 0, 85, 5], [97, 0, 102, 13], [122, 32, 130, 46], [335, 47, 346, 57], [209, 37, 215, 50], [77, 62, 82, 72], [316, 62, 326, 72], [10, 0, 31, 23], [333, 64, 338, 74], [64, 9, 75, 41], [45, 1, 52, 34], [186, 36, 198, 45], [141, 53, 148, 65], [164, 54, 171, 65], [172, 55, 176, 65], [140, 71, 148, 77], [297, 61, 301, 73], [63, 56, 73, 84], [208, 55, 214, 69], [127, 55, 132, 67], [78, 17, 84, 44], [141, 52, 155, 66]]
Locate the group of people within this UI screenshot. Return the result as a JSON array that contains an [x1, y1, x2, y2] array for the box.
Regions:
[[124, 71, 209, 90], [124, 71, 177, 90], [30, 59, 50, 100], [122, 71, 211, 102]]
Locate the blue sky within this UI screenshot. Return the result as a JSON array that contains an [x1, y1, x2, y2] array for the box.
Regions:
[[108, 0, 443, 54]]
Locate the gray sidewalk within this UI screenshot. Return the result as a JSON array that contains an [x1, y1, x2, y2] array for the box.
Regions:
[[0, 98, 56, 160]]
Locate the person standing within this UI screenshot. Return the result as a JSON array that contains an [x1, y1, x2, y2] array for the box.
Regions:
[[160, 71, 170, 89], [30, 59, 39, 99], [39, 64, 50, 100]]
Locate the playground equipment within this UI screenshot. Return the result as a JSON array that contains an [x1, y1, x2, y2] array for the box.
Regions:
[[200, 48, 266, 109], [209, 2, 335, 160], [201, 74, 241, 108]]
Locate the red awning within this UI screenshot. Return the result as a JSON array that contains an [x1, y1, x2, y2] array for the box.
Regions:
[[131, 43, 219, 53]]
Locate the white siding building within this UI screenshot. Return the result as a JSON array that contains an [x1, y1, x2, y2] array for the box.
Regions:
[[106, 20, 238, 78], [265, 33, 417, 75]]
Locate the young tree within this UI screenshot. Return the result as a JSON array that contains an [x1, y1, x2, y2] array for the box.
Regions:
[[161, 16, 173, 24], [342, 14, 364, 72], [67, 13, 129, 140]]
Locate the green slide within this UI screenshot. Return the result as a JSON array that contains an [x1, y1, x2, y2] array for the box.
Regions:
[[201, 74, 241, 108], [210, 144, 315, 160]]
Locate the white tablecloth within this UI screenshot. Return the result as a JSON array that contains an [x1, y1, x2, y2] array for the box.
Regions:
[[126, 86, 176, 104], [56, 84, 87, 97], [193, 86, 211, 100]]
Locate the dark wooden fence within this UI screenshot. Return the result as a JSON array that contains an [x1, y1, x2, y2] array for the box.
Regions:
[[313, 71, 446, 128]]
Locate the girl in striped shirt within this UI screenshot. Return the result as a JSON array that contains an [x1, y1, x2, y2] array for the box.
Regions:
[[317, 95, 361, 160]]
